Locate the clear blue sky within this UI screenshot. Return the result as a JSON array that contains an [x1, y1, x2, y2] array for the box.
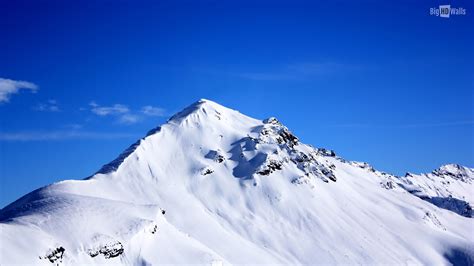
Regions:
[[1, 0, 473, 207]]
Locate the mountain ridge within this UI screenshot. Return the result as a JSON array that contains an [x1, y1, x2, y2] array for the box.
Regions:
[[97, 99, 472, 182], [1, 99, 473, 265]]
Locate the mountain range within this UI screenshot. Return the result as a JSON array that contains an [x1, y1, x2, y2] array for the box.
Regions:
[[1, 99, 472, 265]]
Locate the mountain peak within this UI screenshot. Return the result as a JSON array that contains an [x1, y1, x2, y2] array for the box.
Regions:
[[95, 99, 257, 176], [433, 163, 473, 181], [2, 99, 473, 265], [167, 98, 231, 124]]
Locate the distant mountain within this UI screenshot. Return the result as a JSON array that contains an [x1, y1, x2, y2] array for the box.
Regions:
[[1, 99, 473, 265]]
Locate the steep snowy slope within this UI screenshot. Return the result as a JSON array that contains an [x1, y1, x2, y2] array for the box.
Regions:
[[398, 164, 473, 217], [1, 99, 473, 265]]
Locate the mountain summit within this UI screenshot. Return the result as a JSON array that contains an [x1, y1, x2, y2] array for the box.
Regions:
[[1, 99, 473, 265]]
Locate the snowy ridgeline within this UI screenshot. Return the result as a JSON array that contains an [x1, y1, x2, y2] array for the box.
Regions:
[[0, 99, 473, 265]]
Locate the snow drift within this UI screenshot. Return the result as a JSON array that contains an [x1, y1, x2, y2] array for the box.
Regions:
[[1, 99, 473, 265]]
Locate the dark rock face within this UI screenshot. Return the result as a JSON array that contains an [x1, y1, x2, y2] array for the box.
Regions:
[[41, 246, 65, 264], [261, 117, 299, 148], [432, 164, 473, 182], [262, 117, 281, 125], [321, 167, 337, 182], [257, 160, 283, 176], [351, 161, 375, 172], [214, 155, 225, 163], [88, 241, 124, 259], [276, 128, 299, 148], [315, 148, 336, 157], [380, 180, 396, 190], [225, 117, 338, 183], [293, 152, 310, 163], [291, 151, 336, 183], [201, 167, 214, 175]]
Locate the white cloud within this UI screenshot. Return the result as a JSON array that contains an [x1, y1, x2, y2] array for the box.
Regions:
[[0, 78, 38, 103], [141, 105, 167, 117], [89, 102, 129, 116], [0, 130, 136, 141], [34, 99, 60, 112], [87, 102, 167, 125], [215, 62, 362, 81], [118, 114, 141, 124]]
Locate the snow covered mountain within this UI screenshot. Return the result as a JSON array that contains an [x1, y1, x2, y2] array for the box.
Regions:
[[1, 99, 473, 265]]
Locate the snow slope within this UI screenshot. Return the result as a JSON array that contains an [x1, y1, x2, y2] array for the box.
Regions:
[[1, 99, 473, 265]]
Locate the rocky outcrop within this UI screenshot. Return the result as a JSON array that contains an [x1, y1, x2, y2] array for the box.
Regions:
[[256, 159, 283, 176], [201, 167, 214, 176], [432, 164, 473, 183], [88, 241, 124, 259], [259, 117, 299, 148], [206, 150, 225, 163], [40, 246, 65, 265], [315, 148, 336, 157]]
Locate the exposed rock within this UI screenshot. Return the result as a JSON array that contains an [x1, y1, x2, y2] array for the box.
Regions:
[[41, 246, 65, 264], [257, 160, 283, 176], [276, 128, 298, 148], [88, 241, 124, 259], [292, 152, 311, 163], [321, 166, 337, 182], [291, 175, 315, 189], [432, 164, 473, 182], [315, 148, 336, 157], [351, 161, 375, 172], [380, 180, 396, 190], [263, 117, 281, 125], [201, 167, 214, 175], [206, 150, 225, 163], [423, 211, 446, 230], [215, 154, 225, 163], [259, 117, 299, 148], [214, 110, 222, 120], [290, 150, 336, 183]]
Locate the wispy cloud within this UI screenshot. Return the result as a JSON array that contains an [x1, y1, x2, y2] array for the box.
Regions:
[[90, 102, 129, 116], [238, 63, 350, 81], [324, 120, 474, 129], [34, 99, 60, 112], [141, 105, 167, 117], [0, 130, 136, 141], [119, 114, 141, 124], [286, 62, 356, 75], [88, 102, 134, 124], [0, 78, 38, 103], [87, 102, 167, 124], [197, 62, 362, 81]]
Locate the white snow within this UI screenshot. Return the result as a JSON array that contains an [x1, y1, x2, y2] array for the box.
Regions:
[[1, 99, 473, 265]]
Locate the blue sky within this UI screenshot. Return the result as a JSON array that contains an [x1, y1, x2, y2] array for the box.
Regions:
[[0, 0, 473, 207]]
